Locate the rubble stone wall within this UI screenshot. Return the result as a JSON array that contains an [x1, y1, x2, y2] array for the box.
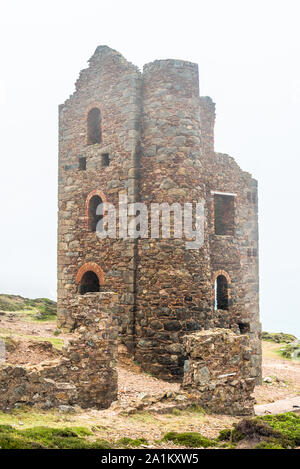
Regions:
[[0, 292, 118, 411], [181, 329, 255, 415]]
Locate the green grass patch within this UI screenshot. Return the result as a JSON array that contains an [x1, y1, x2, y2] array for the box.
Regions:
[[254, 439, 286, 449], [258, 412, 300, 447], [162, 431, 216, 448], [170, 408, 182, 416], [128, 412, 159, 424], [30, 336, 63, 350], [0, 424, 111, 449], [0, 294, 56, 321], [0, 295, 28, 312], [218, 412, 300, 449], [0, 407, 77, 428], [185, 404, 206, 415], [262, 331, 297, 344], [218, 428, 244, 443], [278, 344, 300, 361], [116, 437, 148, 448], [0, 332, 63, 351]]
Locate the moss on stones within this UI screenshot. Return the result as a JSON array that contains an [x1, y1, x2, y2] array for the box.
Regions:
[[162, 431, 216, 448], [217, 412, 300, 449]]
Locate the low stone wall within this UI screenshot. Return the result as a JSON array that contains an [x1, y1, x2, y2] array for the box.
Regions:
[[0, 292, 118, 411], [181, 329, 255, 415]]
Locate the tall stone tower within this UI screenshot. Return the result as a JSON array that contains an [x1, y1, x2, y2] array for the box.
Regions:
[[58, 46, 261, 382]]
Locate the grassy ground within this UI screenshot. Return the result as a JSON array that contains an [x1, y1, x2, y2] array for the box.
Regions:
[[0, 331, 63, 351], [0, 294, 299, 449], [262, 341, 288, 360], [262, 331, 300, 362], [262, 339, 300, 362], [0, 294, 56, 321], [0, 405, 234, 440], [0, 407, 298, 449], [0, 405, 236, 449]]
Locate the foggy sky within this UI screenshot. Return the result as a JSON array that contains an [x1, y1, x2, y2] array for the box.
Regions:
[[0, 0, 299, 336]]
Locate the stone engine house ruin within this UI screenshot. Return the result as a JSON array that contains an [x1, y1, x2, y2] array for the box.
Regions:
[[57, 46, 261, 384]]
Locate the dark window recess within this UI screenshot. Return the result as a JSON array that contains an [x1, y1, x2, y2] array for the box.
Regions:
[[247, 191, 257, 204], [64, 163, 78, 171], [184, 295, 193, 302], [101, 153, 109, 167], [79, 271, 100, 294], [78, 157, 86, 170], [247, 248, 258, 257], [214, 194, 235, 235], [215, 275, 229, 310], [238, 322, 250, 334], [87, 107, 102, 144], [88, 195, 103, 232]]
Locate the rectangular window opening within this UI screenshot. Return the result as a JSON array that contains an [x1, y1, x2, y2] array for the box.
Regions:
[[78, 157, 86, 171], [238, 322, 250, 334], [101, 153, 110, 167], [214, 194, 235, 235]]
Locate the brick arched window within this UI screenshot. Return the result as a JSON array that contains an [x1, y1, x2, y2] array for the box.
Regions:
[[87, 107, 102, 144], [85, 190, 107, 232], [75, 262, 105, 295], [78, 271, 100, 294], [212, 270, 231, 311]]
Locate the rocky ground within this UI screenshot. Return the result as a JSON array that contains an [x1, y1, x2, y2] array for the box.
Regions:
[[0, 296, 299, 448]]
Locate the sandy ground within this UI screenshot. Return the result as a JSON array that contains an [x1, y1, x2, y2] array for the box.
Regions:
[[253, 341, 300, 408], [0, 311, 57, 337]]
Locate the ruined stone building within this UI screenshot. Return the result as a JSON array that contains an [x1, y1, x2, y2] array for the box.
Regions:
[[57, 46, 261, 384]]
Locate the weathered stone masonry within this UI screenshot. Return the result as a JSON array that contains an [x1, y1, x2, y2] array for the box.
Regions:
[[0, 292, 118, 410], [181, 329, 255, 416], [57, 46, 261, 384]]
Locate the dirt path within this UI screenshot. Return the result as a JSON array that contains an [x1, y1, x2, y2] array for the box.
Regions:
[[0, 313, 56, 338], [255, 396, 300, 416]]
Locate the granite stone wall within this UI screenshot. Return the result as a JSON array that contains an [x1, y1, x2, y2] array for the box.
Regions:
[[135, 59, 212, 380], [0, 292, 118, 411], [181, 329, 255, 415], [57, 46, 261, 384]]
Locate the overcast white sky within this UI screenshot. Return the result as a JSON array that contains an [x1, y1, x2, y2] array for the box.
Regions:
[[0, 0, 299, 336]]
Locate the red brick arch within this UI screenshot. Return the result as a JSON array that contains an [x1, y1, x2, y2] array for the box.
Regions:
[[75, 262, 105, 286], [212, 270, 231, 285], [85, 189, 107, 230], [212, 270, 231, 306]]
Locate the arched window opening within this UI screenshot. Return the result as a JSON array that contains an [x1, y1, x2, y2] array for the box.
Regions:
[[214, 275, 229, 310], [87, 107, 102, 144], [79, 271, 100, 294], [88, 195, 103, 232]]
